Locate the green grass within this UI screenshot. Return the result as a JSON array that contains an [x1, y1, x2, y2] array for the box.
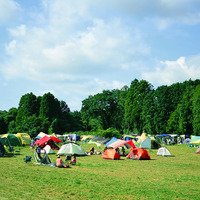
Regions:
[[0, 144, 200, 200]]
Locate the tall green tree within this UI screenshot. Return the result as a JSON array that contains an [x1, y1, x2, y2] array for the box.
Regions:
[[16, 93, 39, 128], [125, 79, 153, 133], [39, 92, 61, 122], [142, 90, 156, 135], [81, 89, 124, 131], [192, 85, 200, 136]]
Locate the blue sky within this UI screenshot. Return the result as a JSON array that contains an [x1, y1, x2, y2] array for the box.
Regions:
[[0, 0, 200, 111]]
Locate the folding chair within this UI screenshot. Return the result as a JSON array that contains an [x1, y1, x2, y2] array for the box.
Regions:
[[24, 156, 32, 163]]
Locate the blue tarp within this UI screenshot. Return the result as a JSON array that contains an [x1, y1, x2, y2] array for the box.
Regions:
[[156, 134, 171, 137]]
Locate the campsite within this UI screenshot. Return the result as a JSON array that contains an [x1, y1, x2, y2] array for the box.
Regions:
[[0, 135, 200, 200]]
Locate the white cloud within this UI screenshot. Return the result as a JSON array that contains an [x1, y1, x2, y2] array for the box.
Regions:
[[1, 0, 200, 111], [0, 0, 20, 24], [8, 24, 26, 37], [142, 55, 200, 86]]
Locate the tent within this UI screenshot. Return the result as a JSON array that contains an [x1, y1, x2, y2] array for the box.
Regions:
[[34, 135, 63, 149], [81, 135, 93, 141], [190, 136, 200, 144], [57, 143, 87, 156], [157, 147, 172, 156], [106, 139, 136, 149], [15, 133, 26, 146], [34, 151, 51, 165], [126, 148, 151, 160], [137, 133, 161, 149], [89, 136, 110, 147], [195, 148, 200, 153], [0, 138, 6, 156], [41, 145, 55, 154], [18, 133, 31, 145], [102, 149, 120, 160], [123, 134, 138, 141], [35, 132, 49, 140], [1, 134, 22, 146], [183, 138, 191, 144], [105, 137, 119, 147]]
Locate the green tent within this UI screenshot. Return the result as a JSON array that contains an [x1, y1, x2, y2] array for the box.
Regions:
[[34, 151, 51, 165], [137, 133, 161, 149], [1, 134, 22, 146]]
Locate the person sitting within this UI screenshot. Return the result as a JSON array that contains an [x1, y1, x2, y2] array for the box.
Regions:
[[56, 155, 64, 168], [69, 155, 76, 165], [89, 147, 95, 155], [35, 144, 42, 159], [121, 147, 126, 156]]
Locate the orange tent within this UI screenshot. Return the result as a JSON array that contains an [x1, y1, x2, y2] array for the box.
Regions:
[[102, 149, 120, 160], [127, 148, 151, 160]]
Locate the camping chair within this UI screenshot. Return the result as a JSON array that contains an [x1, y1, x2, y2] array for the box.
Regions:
[[8, 146, 15, 155], [65, 155, 72, 162], [24, 156, 32, 163], [8, 146, 14, 153]]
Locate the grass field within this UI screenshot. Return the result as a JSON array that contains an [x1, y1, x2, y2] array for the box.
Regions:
[[0, 143, 200, 200]]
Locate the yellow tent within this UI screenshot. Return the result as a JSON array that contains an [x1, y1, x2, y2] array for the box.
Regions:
[[18, 133, 31, 145]]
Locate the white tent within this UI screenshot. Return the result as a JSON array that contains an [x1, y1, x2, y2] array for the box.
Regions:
[[57, 143, 87, 156], [41, 145, 55, 154], [157, 147, 172, 156]]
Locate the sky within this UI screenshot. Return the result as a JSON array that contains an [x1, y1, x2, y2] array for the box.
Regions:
[[0, 0, 200, 112]]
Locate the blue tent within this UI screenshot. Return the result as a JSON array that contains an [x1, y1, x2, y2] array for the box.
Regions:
[[105, 137, 119, 147], [70, 134, 80, 141]]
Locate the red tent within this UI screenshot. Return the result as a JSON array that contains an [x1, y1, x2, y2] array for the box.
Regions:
[[102, 149, 120, 160], [35, 135, 63, 147], [126, 148, 151, 160]]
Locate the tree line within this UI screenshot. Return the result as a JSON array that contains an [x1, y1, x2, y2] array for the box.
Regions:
[[1, 78, 200, 138]]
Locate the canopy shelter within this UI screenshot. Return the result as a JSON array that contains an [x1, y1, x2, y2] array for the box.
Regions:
[[57, 143, 87, 156], [34, 135, 63, 149], [155, 134, 171, 145]]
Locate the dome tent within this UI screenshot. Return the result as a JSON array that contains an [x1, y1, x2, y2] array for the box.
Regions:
[[102, 149, 120, 160], [126, 148, 151, 160], [157, 147, 172, 156], [57, 143, 87, 156]]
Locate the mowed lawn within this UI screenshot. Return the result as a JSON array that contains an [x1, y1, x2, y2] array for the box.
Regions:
[[0, 143, 200, 200]]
